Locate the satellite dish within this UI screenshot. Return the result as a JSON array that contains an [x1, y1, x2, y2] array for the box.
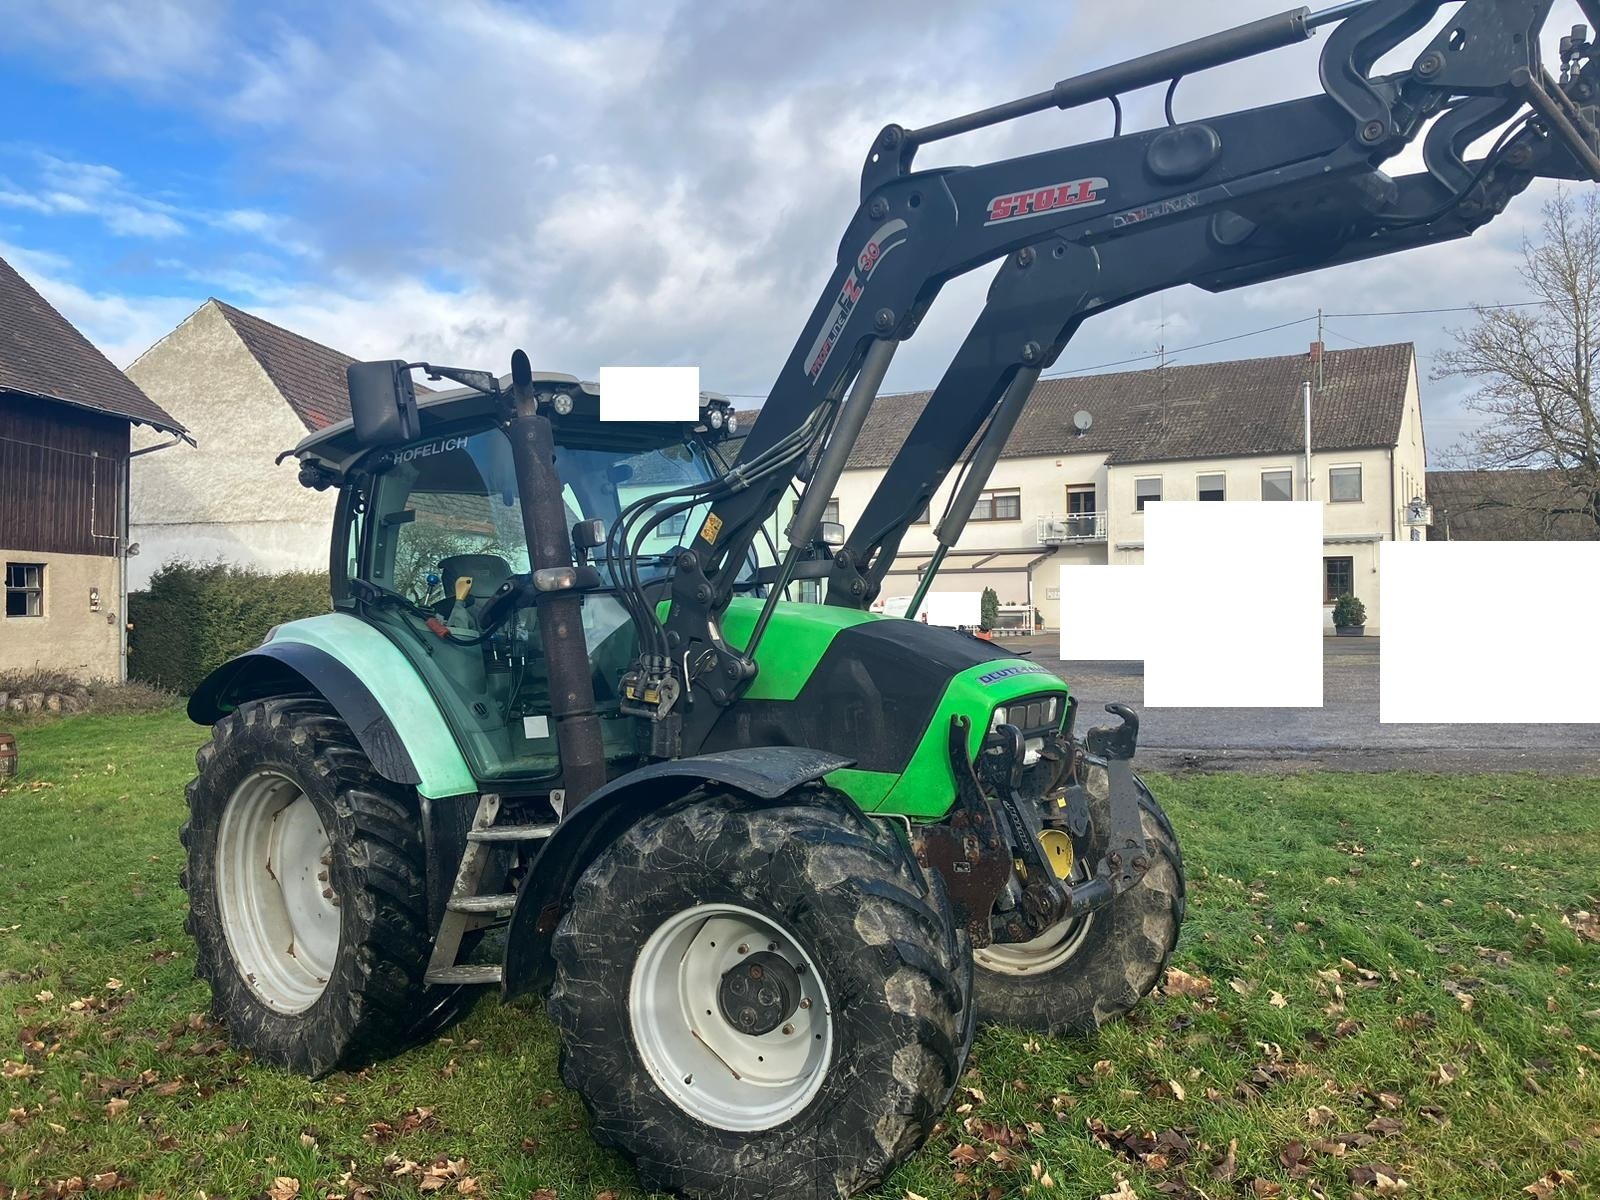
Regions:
[[1073, 410, 1093, 432]]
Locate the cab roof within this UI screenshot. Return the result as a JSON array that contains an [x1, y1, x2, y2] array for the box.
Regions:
[[287, 369, 732, 478]]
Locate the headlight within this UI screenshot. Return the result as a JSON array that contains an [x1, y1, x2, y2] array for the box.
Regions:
[[727, 413, 739, 433], [990, 706, 1008, 731], [707, 407, 725, 429], [551, 393, 575, 416]]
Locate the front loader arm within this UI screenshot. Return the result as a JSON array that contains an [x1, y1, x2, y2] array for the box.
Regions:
[[826, 82, 1589, 606], [631, 0, 1600, 751]]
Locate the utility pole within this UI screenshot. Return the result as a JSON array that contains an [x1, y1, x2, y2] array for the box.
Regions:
[[1302, 380, 1313, 501], [1315, 307, 1325, 390]]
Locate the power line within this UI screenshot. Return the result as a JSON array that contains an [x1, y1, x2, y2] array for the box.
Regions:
[[1322, 299, 1554, 318], [1040, 314, 1319, 378], [721, 299, 1554, 400]]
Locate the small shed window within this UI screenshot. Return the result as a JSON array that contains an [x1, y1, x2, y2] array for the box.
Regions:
[[1262, 469, 1293, 502], [1329, 465, 1362, 502], [1197, 473, 1226, 501], [5, 563, 44, 617], [1135, 477, 1162, 511]]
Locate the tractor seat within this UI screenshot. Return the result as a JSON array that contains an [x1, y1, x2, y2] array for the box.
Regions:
[[439, 553, 513, 602]]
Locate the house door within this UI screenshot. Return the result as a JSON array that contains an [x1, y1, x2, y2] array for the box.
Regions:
[[1066, 485, 1096, 537]]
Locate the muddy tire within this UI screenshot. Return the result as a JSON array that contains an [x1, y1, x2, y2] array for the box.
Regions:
[[180, 697, 475, 1076], [548, 788, 973, 1200], [973, 776, 1183, 1034]]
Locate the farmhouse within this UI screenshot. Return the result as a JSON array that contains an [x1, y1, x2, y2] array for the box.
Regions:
[[0, 255, 187, 680]]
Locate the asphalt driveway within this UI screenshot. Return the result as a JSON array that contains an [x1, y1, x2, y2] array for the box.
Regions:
[[1013, 634, 1600, 774]]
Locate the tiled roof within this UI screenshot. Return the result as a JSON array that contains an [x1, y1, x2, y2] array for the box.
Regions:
[[0, 254, 185, 434], [213, 300, 357, 431], [1427, 468, 1599, 539], [833, 342, 1415, 470]]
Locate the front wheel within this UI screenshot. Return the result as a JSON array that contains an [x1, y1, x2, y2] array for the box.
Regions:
[[973, 776, 1184, 1033], [181, 698, 474, 1076], [548, 789, 972, 1200]]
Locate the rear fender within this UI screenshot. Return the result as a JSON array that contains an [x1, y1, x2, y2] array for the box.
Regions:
[[187, 613, 477, 800], [501, 746, 854, 998]]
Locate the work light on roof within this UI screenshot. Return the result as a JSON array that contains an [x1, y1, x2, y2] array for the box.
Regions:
[[551, 392, 575, 416]]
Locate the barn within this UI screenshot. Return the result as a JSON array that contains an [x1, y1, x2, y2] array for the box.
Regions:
[[0, 255, 188, 681]]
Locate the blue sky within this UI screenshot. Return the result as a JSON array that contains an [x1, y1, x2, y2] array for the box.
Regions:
[[0, 0, 1583, 458]]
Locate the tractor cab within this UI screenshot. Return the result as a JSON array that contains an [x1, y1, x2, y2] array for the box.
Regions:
[[289, 372, 744, 785]]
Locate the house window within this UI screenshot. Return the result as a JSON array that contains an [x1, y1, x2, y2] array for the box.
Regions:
[[1134, 477, 1162, 512], [1329, 465, 1362, 503], [1197, 473, 1226, 501], [5, 563, 44, 617], [1324, 556, 1354, 604], [822, 498, 841, 524], [970, 488, 1021, 521], [1262, 469, 1293, 502]]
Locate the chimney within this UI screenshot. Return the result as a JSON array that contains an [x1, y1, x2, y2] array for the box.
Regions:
[[1309, 339, 1324, 390], [1308, 340, 1324, 362]]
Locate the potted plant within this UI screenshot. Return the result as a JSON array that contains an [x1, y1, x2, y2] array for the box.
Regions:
[[1332, 593, 1367, 636], [978, 587, 999, 640]]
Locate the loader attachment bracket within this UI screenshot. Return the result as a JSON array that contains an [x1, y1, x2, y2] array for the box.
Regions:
[[910, 717, 1013, 948]]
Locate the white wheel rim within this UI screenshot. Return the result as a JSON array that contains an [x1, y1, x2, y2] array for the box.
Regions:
[[216, 770, 341, 1013], [974, 912, 1094, 977], [629, 903, 833, 1131]]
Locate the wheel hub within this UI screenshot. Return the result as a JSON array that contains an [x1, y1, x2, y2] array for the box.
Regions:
[[717, 951, 801, 1036], [629, 903, 833, 1132]]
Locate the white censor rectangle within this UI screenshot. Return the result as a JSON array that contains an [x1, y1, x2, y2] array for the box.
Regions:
[[1060, 502, 1324, 707], [599, 366, 699, 422], [1380, 541, 1600, 723]]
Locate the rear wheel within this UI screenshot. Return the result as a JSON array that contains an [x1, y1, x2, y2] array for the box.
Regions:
[[973, 777, 1184, 1033], [181, 698, 475, 1076], [548, 789, 972, 1200]]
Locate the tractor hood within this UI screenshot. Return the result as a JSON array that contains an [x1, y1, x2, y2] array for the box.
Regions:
[[705, 598, 1067, 817]]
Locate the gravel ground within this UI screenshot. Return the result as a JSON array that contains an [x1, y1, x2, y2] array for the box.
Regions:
[[1007, 634, 1600, 775]]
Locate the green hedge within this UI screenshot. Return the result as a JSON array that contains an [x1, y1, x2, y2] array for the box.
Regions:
[[129, 562, 331, 695]]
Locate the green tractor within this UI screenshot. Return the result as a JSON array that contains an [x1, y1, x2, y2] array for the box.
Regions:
[[183, 364, 1179, 1196], [181, 1, 1600, 1195]]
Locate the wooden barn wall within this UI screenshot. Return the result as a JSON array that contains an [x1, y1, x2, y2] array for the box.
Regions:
[[0, 393, 129, 557]]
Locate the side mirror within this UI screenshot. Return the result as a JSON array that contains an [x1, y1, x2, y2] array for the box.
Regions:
[[347, 360, 420, 448], [571, 518, 607, 551]]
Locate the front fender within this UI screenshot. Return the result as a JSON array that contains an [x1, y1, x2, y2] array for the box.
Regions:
[[187, 613, 477, 800], [501, 746, 854, 998]]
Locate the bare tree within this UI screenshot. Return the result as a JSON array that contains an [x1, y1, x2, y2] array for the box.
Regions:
[[1435, 187, 1600, 534]]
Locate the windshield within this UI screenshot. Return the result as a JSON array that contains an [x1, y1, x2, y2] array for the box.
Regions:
[[366, 424, 724, 605], [355, 421, 734, 784]]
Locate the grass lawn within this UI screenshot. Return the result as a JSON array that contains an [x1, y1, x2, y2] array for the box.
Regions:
[[2, 706, 1598, 1199]]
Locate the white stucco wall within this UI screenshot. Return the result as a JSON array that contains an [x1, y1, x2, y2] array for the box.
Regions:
[[127, 301, 336, 587]]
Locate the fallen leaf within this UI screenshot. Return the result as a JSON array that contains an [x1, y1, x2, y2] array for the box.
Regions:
[[1209, 1138, 1238, 1182], [1523, 1168, 1577, 1197], [1249, 1180, 1284, 1197], [104, 1098, 128, 1120], [1099, 1179, 1139, 1200], [267, 1179, 300, 1200], [1163, 968, 1213, 999], [1269, 991, 1289, 1008]]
